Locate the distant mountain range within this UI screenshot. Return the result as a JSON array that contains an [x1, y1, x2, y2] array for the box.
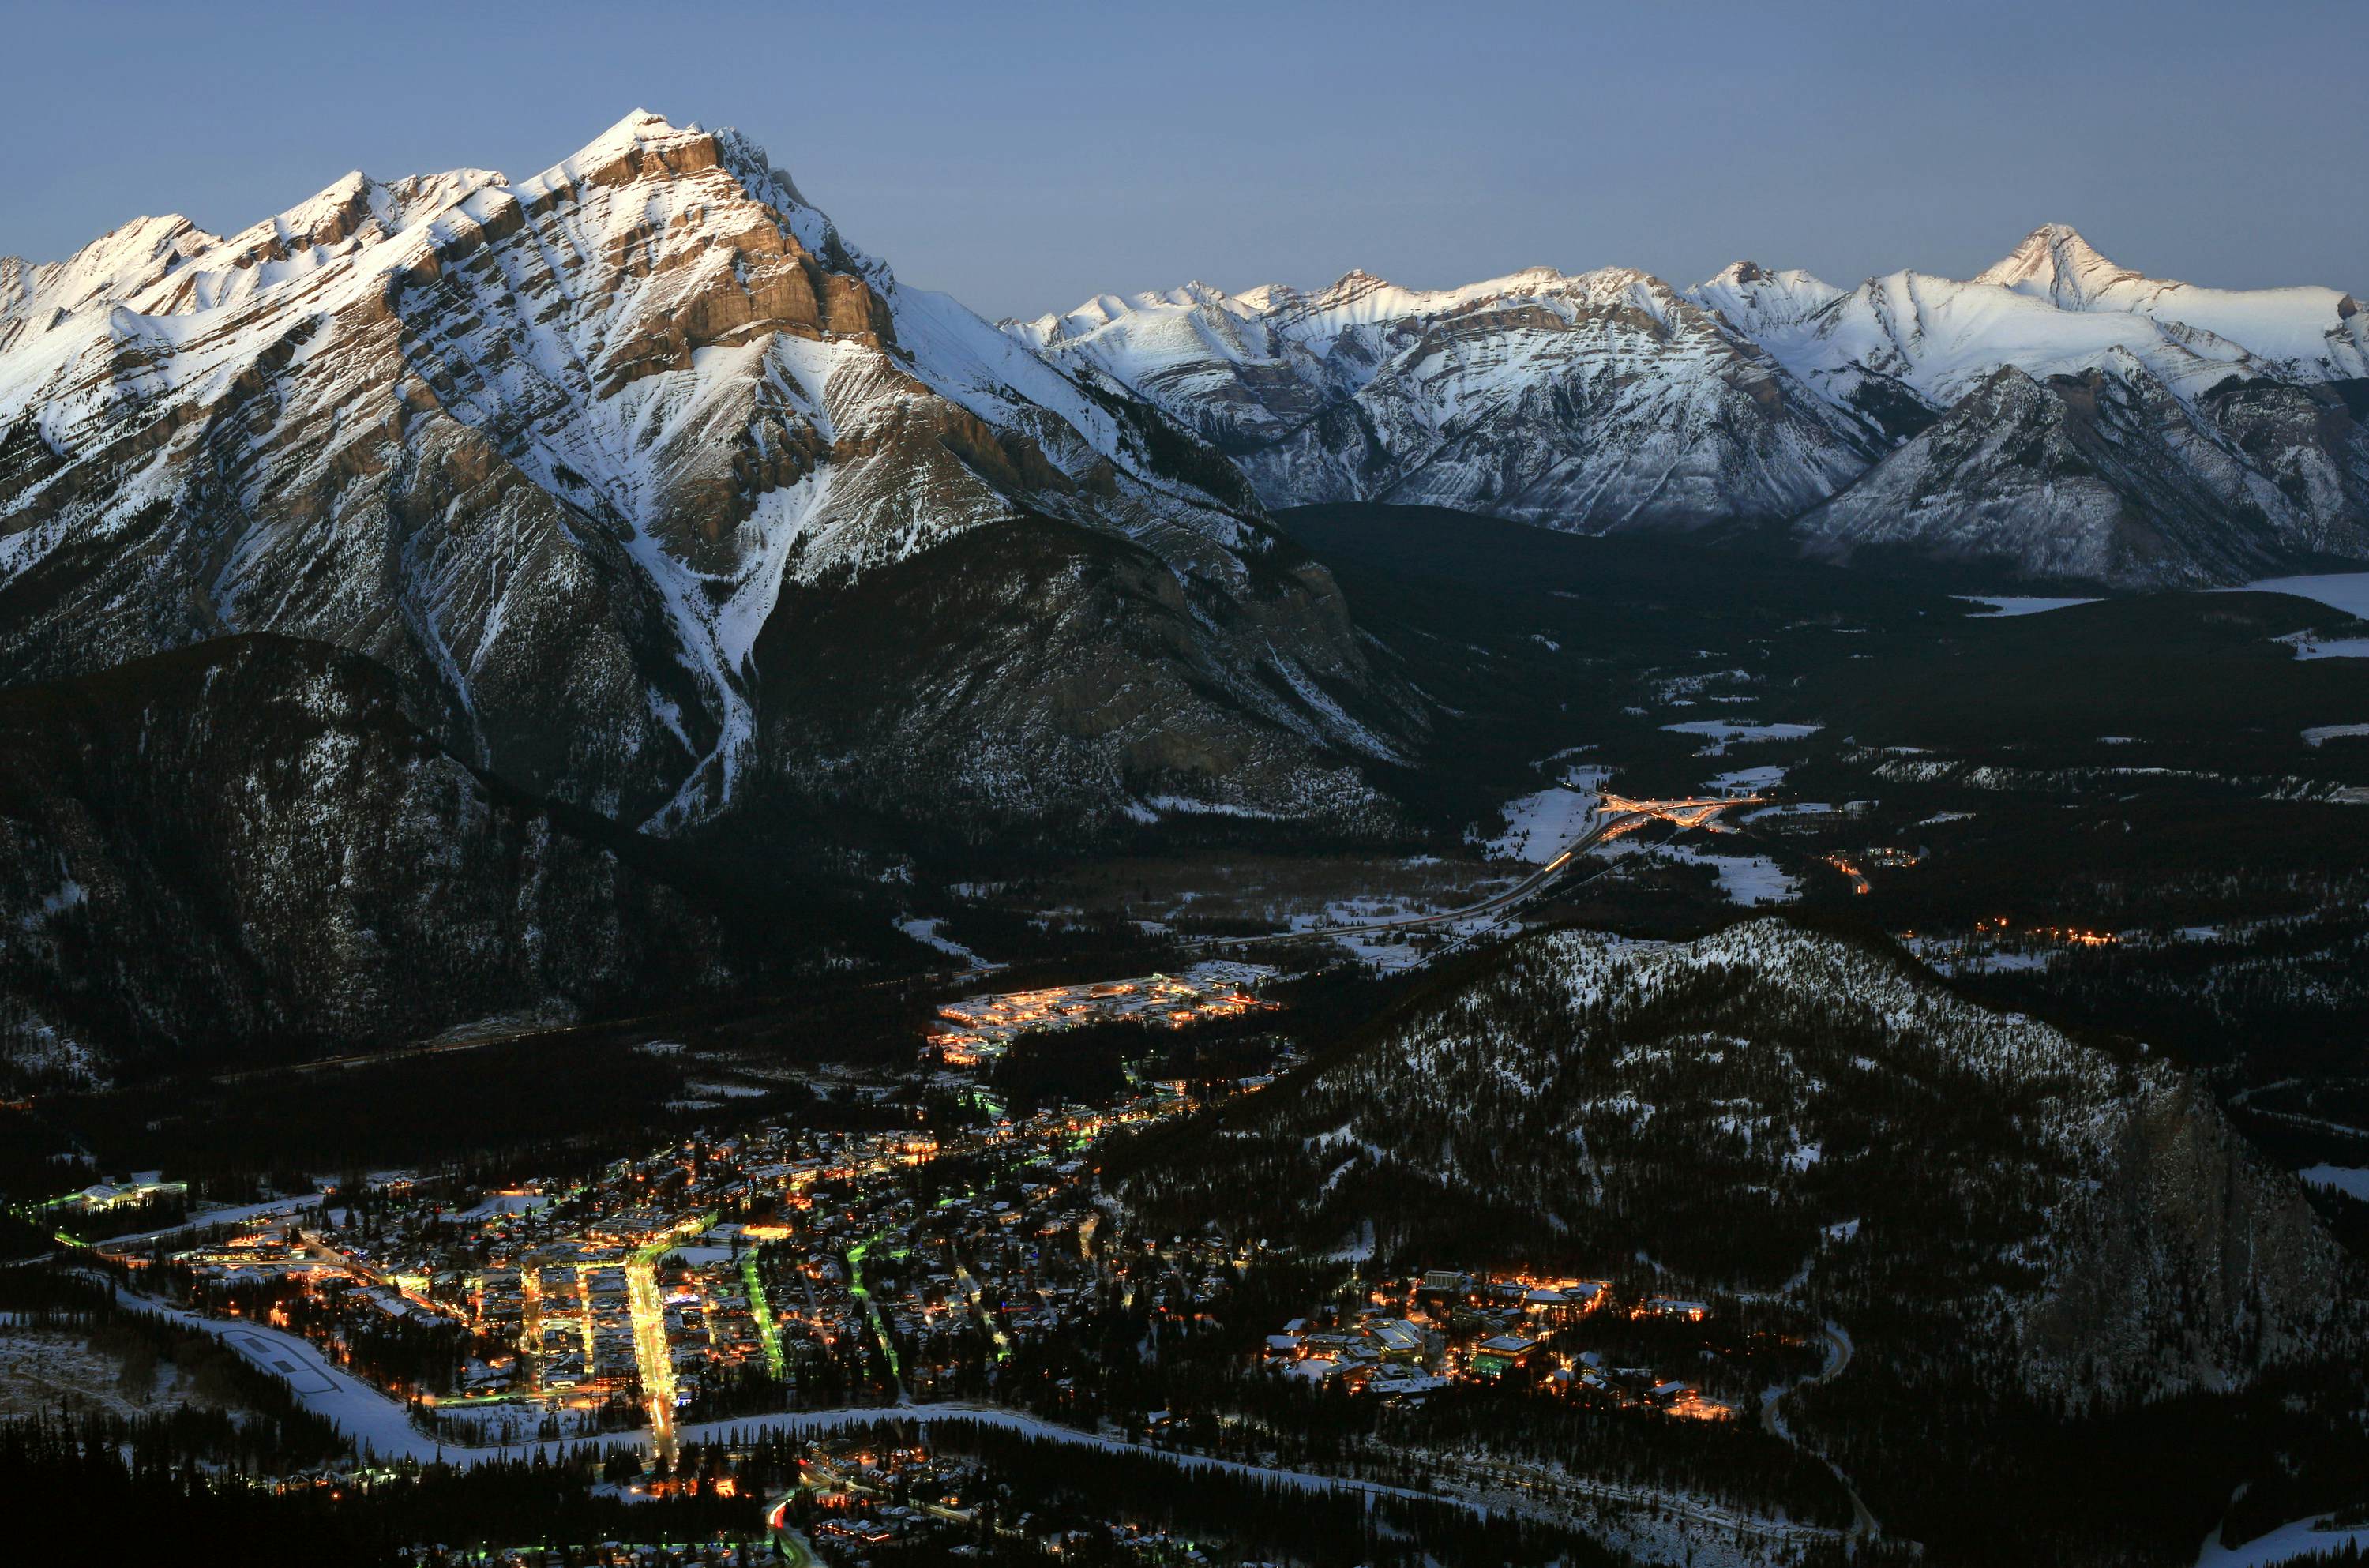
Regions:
[[1012, 225, 2369, 587], [3, 107, 2363, 861]]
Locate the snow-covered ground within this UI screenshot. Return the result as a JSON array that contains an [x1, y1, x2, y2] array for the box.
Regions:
[[1595, 841, 1800, 906], [895, 917, 999, 970], [1662, 719, 1820, 756], [1705, 764, 1786, 792], [1954, 594, 2102, 617], [453, 1192, 550, 1221], [2303, 724, 2369, 748], [2239, 571, 2369, 622], [1483, 787, 1601, 862], [2298, 1165, 2369, 1203], [2198, 1513, 2369, 1568], [98, 1190, 329, 1249], [2279, 632, 2369, 660], [1330, 916, 1517, 974]]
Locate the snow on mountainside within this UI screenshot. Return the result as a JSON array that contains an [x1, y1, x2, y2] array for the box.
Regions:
[[0, 111, 1415, 835], [1708, 230, 2369, 583], [1976, 223, 2369, 381], [1119, 921, 2360, 1398], [1023, 228, 2369, 587], [1009, 266, 1877, 534]]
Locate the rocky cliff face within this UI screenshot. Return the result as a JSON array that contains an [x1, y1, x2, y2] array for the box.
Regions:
[[1790, 359, 2300, 585], [0, 636, 763, 1086], [1023, 228, 2369, 587], [0, 111, 1415, 835], [2031, 1069, 2349, 1391]]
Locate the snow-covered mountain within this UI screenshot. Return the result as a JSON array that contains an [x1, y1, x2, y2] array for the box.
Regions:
[[0, 111, 1415, 835], [1703, 227, 2369, 583], [1010, 267, 1876, 535], [1121, 918, 2358, 1393], [1021, 227, 2369, 586]]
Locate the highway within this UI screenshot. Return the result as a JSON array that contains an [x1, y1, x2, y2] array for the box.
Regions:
[[1759, 1321, 1880, 1537], [1193, 793, 1763, 953], [765, 1497, 816, 1568]]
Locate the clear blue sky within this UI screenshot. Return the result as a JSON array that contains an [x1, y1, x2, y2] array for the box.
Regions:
[[4, 0, 2361, 319]]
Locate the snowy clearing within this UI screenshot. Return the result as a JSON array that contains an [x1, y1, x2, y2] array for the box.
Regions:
[[2236, 571, 2369, 622], [1705, 764, 1786, 792], [895, 917, 999, 970], [2197, 1513, 2369, 1568], [1662, 720, 1821, 756], [1483, 786, 1603, 863], [1595, 841, 1800, 906], [2277, 632, 2369, 660], [1954, 595, 2101, 617]]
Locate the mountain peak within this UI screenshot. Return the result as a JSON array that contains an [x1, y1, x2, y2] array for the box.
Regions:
[[1977, 223, 2142, 305], [594, 106, 700, 146], [1319, 268, 1393, 297], [530, 108, 722, 195]]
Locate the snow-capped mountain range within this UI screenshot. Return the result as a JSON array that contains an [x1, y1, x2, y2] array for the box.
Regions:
[[1014, 225, 2369, 587], [6, 111, 2363, 848], [0, 111, 1414, 835]]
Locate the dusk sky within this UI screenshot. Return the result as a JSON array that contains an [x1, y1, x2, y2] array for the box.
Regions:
[[6, 0, 2362, 320]]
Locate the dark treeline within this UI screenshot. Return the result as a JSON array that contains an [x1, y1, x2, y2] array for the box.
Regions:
[[1954, 898, 2369, 1086], [0, 1419, 768, 1567], [987, 1289, 1848, 1532], [1796, 1355, 2369, 1567], [834, 1415, 1630, 1568]]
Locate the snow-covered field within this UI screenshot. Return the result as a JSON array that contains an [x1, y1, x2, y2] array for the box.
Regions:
[[895, 917, 999, 970], [2240, 571, 2369, 622], [2303, 724, 2369, 748], [1898, 936, 2059, 977], [1705, 764, 1786, 792], [2198, 1513, 2369, 1568], [1954, 595, 2101, 617], [1595, 841, 1800, 906], [1662, 720, 1820, 756], [2279, 633, 2369, 660], [1484, 787, 1600, 862], [1481, 764, 1612, 862], [0, 1328, 183, 1419]]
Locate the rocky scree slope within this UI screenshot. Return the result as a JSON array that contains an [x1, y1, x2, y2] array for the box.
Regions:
[[0, 636, 755, 1086], [1117, 920, 2356, 1401], [1020, 227, 2369, 587], [0, 111, 1417, 837]]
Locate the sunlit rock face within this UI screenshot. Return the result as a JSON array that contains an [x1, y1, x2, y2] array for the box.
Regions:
[[0, 111, 1418, 836]]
